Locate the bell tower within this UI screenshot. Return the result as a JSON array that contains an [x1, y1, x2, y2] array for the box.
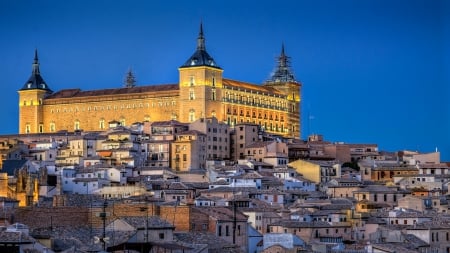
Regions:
[[264, 44, 302, 139], [18, 49, 53, 134], [178, 23, 224, 123]]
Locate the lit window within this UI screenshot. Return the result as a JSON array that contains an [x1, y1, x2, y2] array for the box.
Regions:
[[74, 120, 80, 130], [99, 119, 105, 129], [189, 109, 195, 122]]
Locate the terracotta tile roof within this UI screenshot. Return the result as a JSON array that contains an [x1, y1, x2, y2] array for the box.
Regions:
[[0, 231, 35, 243], [222, 79, 285, 96], [193, 206, 248, 221], [121, 216, 175, 229], [45, 84, 179, 99], [174, 232, 243, 252]]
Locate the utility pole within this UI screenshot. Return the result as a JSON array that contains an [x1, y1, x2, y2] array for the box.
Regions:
[[96, 199, 109, 251], [232, 197, 237, 244], [140, 206, 148, 243]]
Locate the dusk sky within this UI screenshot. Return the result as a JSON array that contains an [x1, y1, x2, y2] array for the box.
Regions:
[[0, 0, 448, 160]]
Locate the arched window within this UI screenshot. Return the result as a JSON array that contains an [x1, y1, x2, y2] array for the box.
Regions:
[[50, 122, 56, 132], [189, 109, 195, 122]]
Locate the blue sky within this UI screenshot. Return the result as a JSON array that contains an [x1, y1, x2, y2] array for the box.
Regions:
[[0, 0, 448, 160]]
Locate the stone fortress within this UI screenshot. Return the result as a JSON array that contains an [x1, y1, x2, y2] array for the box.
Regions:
[[18, 23, 301, 139]]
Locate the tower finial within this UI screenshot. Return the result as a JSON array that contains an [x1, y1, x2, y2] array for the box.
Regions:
[[20, 49, 52, 92], [124, 67, 136, 88], [32, 48, 40, 75], [265, 43, 297, 84], [34, 48, 39, 63], [279, 43, 287, 67], [197, 21, 205, 50]]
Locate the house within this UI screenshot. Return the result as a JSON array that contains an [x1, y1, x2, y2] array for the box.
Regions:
[[190, 206, 249, 252], [288, 159, 341, 184], [262, 233, 306, 253]]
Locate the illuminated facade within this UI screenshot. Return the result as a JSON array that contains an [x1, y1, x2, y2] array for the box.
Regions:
[[18, 24, 301, 138]]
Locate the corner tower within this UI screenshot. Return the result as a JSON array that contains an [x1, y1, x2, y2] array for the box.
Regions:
[[264, 44, 302, 139], [18, 49, 53, 134], [178, 23, 224, 122]]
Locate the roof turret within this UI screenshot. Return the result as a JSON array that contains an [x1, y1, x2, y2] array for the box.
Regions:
[[265, 43, 297, 84], [20, 49, 52, 92], [180, 23, 220, 69]]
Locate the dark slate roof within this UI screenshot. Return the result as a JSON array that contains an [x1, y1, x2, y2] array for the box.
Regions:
[[0, 231, 35, 244], [174, 232, 243, 253], [1, 159, 27, 176], [180, 23, 220, 69], [20, 49, 53, 92], [121, 216, 175, 229]]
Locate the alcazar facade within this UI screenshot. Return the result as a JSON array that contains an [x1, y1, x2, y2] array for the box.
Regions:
[[18, 24, 302, 138]]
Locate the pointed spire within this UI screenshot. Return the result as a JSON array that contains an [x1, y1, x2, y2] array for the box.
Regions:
[[180, 22, 220, 69], [279, 43, 287, 68], [124, 68, 136, 88], [20, 49, 52, 92], [32, 48, 40, 75], [265, 43, 297, 84], [197, 22, 205, 51]]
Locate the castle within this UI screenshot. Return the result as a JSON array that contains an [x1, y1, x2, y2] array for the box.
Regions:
[[18, 24, 301, 138]]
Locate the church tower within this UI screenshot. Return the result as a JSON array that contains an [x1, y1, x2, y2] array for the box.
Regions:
[[264, 44, 302, 139], [178, 23, 224, 122], [18, 50, 53, 134]]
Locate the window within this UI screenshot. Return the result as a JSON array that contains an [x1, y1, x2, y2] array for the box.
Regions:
[[189, 109, 195, 122], [74, 120, 80, 130], [38, 124, 44, 133], [225, 225, 229, 236], [218, 225, 222, 236], [50, 122, 55, 132], [99, 119, 105, 129], [189, 76, 195, 86], [212, 90, 216, 100], [159, 233, 164, 239], [25, 124, 31, 133]]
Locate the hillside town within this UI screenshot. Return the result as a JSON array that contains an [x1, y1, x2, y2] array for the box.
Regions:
[[0, 120, 447, 253]]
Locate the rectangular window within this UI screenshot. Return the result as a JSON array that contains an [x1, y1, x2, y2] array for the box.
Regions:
[[218, 225, 222, 236], [225, 225, 229, 236]]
